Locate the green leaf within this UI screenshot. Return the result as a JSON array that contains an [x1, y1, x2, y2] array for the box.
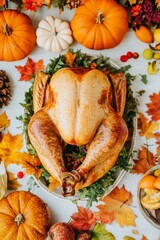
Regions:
[[91, 223, 115, 240], [140, 74, 148, 84], [123, 236, 136, 240]]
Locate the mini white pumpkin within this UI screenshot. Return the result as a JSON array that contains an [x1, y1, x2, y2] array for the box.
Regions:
[[36, 16, 73, 53]]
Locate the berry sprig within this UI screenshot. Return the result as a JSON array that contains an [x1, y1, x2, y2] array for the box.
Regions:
[[120, 51, 139, 62]]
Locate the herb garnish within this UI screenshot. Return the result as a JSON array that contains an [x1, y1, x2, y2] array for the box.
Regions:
[[19, 49, 138, 207]]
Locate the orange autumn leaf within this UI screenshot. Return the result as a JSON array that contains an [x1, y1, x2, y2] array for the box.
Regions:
[[7, 172, 22, 190], [16, 57, 45, 81], [48, 176, 60, 192], [156, 0, 160, 8], [70, 206, 96, 231], [0, 112, 10, 129], [64, 51, 76, 67], [155, 132, 160, 158], [94, 185, 136, 227], [0, 132, 22, 157], [132, 146, 156, 174], [138, 112, 159, 139], [90, 62, 97, 69], [146, 92, 160, 121], [2, 152, 41, 177], [141, 236, 148, 240], [0, 0, 6, 7]]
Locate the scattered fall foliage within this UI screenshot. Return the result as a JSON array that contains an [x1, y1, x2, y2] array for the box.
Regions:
[[7, 172, 22, 190], [70, 206, 96, 231], [0, 112, 10, 130], [94, 185, 136, 227], [138, 112, 159, 139], [132, 146, 157, 174], [16, 57, 44, 81], [146, 92, 160, 121]]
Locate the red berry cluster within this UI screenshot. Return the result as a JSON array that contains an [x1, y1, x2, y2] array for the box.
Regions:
[[120, 51, 139, 62]]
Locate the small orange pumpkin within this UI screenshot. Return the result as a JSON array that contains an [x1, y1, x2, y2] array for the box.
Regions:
[[71, 0, 128, 50], [0, 191, 51, 240], [0, 10, 36, 62]]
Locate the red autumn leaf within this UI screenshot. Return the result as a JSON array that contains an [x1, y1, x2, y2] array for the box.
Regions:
[[132, 146, 156, 174], [146, 92, 160, 121], [16, 58, 45, 81], [94, 185, 136, 227], [69, 206, 96, 231]]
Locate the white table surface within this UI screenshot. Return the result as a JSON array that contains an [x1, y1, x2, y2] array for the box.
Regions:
[[1, 3, 160, 240]]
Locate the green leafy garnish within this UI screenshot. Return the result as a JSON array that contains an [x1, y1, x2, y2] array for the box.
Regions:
[[19, 49, 138, 207]]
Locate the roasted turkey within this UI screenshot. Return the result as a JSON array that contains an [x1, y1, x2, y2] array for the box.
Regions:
[[28, 67, 128, 196]]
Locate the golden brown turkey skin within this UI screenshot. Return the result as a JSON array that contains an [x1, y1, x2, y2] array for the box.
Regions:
[[28, 67, 128, 196]]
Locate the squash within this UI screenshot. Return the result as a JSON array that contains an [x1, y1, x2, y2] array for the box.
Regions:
[[0, 10, 36, 62], [0, 191, 51, 240], [71, 0, 128, 50], [36, 16, 73, 53]]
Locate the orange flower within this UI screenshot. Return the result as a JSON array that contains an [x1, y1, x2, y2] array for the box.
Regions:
[[0, 0, 6, 7], [130, 4, 142, 17]]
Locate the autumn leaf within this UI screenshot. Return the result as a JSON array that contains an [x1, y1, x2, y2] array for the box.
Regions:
[[0, 0, 6, 7], [7, 172, 22, 190], [128, 0, 137, 5], [16, 58, 45, 81], [0, 112, 10, 130], [45, 0, 54, 8], [92, 222, 115, 240], [138, 112, 159, 139], [146, 92, 160, 121], [48, 176, 60, 192], [156, 0, 160, 7], [0, 132, 22, 157], [155, 132, 160, 158], [141, 236, 148, 240], [69, 206, 96, 231], [64, 51, 76, 67], [2, 152, 42, 177], [94, 185, 136, 227], [132, 146, 156, 174]]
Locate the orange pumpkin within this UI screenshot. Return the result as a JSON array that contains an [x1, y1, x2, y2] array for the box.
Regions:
[[71, 0, 128, 50], [0, 10, 36, 62], [0, 191, 51, 240]]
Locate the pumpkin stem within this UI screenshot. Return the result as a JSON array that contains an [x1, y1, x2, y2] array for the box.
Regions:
[[96, 10, 105, 24], [15, 213, 25, 225], [3, 23, 12, 36]]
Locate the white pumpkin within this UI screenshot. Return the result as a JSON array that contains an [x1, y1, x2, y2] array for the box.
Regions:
[[36, 16, 73, 53]]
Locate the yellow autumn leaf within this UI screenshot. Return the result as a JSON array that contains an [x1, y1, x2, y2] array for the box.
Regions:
[[45, 0, 54, 8], [0, 132, 23, 156], [48, 176, 60, 192], [0, 112, 10, 129], [7, 172, 22, 190], [2, 152, 41, 177], [156, 0, 160, 7], [95, 185, 137, 227], [138, 112, 159, 139], [128, 0, 137, 5]]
